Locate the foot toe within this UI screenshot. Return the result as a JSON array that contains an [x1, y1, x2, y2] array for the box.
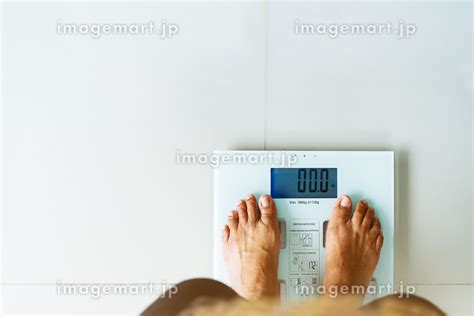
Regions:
[[331, 195, 352, 223], [222, 225, 230, 242], [245, 194, 259, 224], [236, 200, 248, 224], [370, 217, 381, 239], [352, 199, 368, 225], [361, 207, 375, 229], [376, 233, 384, 253], [371, 216, 381, 230], [227, 211, 239, 231], [258, 194, 277, 226]]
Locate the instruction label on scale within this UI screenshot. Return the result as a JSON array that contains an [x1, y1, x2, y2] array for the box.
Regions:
[[289, 218, 320, 299]]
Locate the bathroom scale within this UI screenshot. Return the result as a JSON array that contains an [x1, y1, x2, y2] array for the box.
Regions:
[[213, 151, 394, 301]]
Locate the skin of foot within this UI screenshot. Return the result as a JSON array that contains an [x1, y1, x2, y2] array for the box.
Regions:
[[323, 195, 384, 300], [222, 194, 280, 300]]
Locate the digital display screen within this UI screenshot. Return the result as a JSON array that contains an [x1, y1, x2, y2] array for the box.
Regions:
[[271, 168, 337, 199]]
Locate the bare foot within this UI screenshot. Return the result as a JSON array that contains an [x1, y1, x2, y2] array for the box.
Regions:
[[222, 194, 280, 300], [323, 195, 384, 300]]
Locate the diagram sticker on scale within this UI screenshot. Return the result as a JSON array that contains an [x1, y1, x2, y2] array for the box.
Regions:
[[288, 218, 320, 299]]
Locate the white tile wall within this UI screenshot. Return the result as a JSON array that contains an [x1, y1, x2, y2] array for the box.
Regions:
[[1, 1, 472, 315]]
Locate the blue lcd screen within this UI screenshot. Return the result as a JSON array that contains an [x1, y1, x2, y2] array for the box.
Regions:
[[271, 168, 337, 199]]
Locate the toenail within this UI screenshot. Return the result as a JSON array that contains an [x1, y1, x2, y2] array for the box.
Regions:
[[340, 196, 350, 207], [260, 195, 270, 207], [246, 193, 253, 200], [360, 199, 368, 206]]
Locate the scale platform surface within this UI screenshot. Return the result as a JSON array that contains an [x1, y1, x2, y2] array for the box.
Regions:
[[213, 151, 394, 300]]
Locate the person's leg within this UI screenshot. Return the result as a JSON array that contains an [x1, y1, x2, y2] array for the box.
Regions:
[[323, 195, 383, 301], [222, 194, 280, 300], [141, 278, 240, 316], [362, 294, 446, 315], [323, 195, 445, 314]]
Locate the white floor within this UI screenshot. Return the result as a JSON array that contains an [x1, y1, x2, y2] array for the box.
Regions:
[[1, 1, 472, 315]]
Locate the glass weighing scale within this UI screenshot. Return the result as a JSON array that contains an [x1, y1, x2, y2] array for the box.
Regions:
[[213, 151, 394, 300]]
